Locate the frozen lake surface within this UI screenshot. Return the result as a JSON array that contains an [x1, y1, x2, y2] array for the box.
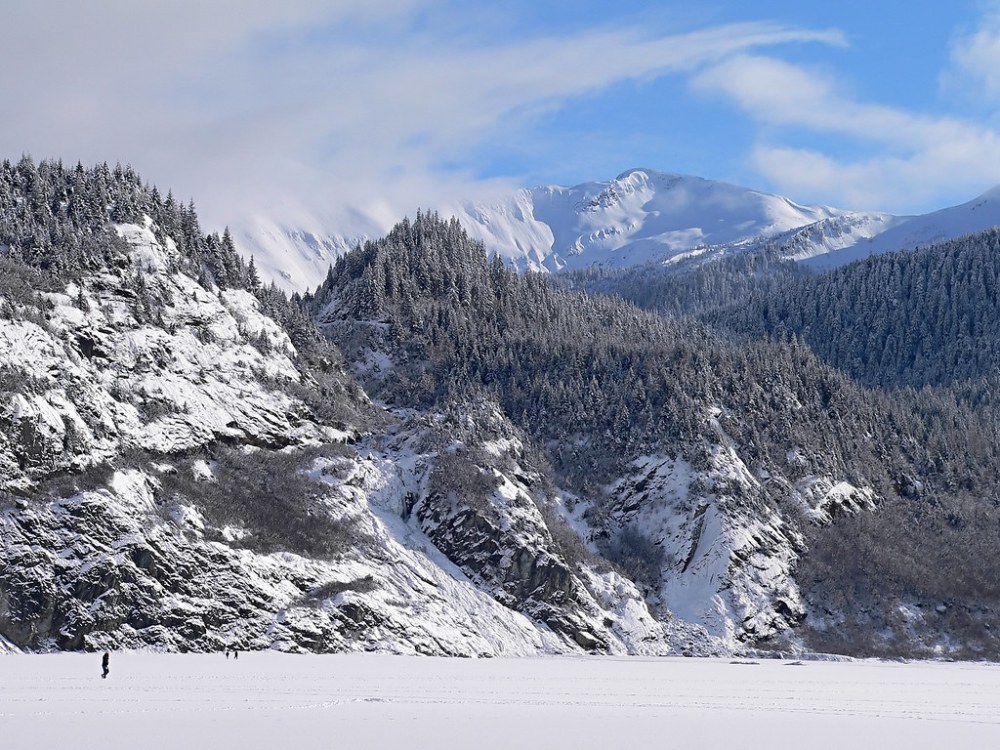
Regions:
[[2, 653, 999, 749]]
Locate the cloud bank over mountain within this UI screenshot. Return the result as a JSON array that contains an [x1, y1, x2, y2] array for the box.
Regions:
[[4, 2, 1000, 238]]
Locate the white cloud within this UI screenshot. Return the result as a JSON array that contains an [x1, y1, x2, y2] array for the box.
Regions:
[[945, 1, 1000, 101], [693, 54, 1000, 211], [747, 142, 1000, 211], [0, 2, 843, 235]]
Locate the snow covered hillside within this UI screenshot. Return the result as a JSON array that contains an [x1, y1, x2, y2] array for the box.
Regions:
[[6, 159, 1000, 661], [1, 216, 704, 656], [800, 185, 1000, 269], [311, 213, 930, 653]]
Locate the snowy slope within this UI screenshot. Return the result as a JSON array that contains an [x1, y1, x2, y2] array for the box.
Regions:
[[455, 169, 845, 272], [758, 212, 904, 263], [234, 217, 363, 294], [458, 175, 1000, 272], [461, 173, 1000, 273], [604, 437, 875, 645], [0, 462, 564, 656], [801, 185, 1000, 269]]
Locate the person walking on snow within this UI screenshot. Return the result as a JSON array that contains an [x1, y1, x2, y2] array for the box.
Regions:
[[101, 652, 109, 679]]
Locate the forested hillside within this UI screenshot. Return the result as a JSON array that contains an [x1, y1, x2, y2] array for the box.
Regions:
[[716, 230, 1000, 391], [312, 213, 996, 495], [312, 212, 1000, 657], [565, 228, 1000, 394], [556, 250, 805, 318]]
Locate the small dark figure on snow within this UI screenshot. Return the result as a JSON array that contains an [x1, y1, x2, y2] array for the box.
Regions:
[[233, 649, 239, 660], [101, 652, 109, 679], [225, 650, 230, 659]]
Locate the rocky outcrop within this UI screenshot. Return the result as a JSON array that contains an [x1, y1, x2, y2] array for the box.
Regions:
[[603, 438, 879, 646], [416, 450, 610, 651], [343, 408, 697, 655]]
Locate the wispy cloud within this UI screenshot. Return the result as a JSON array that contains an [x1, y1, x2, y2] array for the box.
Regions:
[[0, 2, 842, 235], [693, 53, 1000, 211], [944, 0, 1000, 102]]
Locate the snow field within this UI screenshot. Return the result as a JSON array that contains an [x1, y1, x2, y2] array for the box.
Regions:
[[2, 653, 999, 749]]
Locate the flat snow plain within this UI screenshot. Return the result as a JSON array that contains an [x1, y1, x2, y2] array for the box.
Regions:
[[2, 653, 999, 749]]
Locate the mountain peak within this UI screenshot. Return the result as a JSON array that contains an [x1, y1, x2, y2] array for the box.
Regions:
[[456, 170, 843, 272], [612, 167, 677, 183]]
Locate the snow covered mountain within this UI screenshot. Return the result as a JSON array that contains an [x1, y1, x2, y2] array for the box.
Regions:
[[0, 170, 869, 657], [454, 169, 846, 272], [457, 171, 1000, 274], [0, 216, 698, 656], [237, 169, 854, 291], [236, 170, 1000, 292], [234, 217, 364, 295], [0, 161, 719, 656]]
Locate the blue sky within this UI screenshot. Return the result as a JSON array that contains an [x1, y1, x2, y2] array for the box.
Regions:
[[2, 1, 999, 234], [479, 3, 979, 184]]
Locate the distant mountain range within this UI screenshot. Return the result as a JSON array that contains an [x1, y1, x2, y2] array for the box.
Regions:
[[237, 168, 1000, 292]]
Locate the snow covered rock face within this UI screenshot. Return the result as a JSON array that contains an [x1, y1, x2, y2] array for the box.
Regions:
[[607, 451, 802, 644], [0, 221, 326, 489], [414, 442, 638, 652], [0, 427, 585, 655], [0, 422, 690, 655], [603, 442, 877, 648], [348, 408, 697, 656], [0, 464, 564, 655]]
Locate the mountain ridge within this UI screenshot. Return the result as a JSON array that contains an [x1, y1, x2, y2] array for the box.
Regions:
[[454, 168, 843, 272], [236, 168, 1000, 293]]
